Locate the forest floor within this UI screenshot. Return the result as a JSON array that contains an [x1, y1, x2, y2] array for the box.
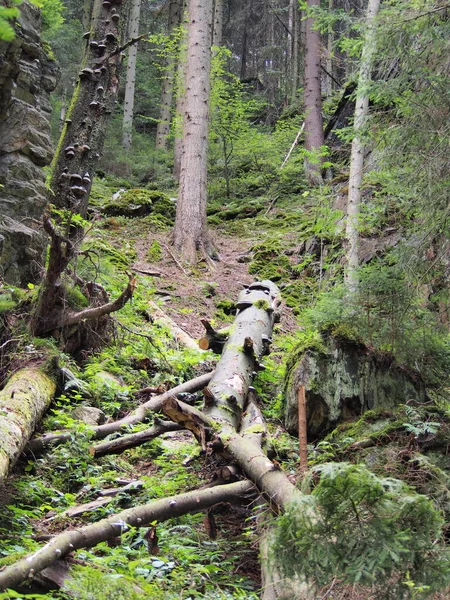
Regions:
[[2, 183, 450, 599]]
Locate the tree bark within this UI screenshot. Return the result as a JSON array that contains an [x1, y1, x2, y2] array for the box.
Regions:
[[212, 0, 223, 47], [122, 0, 142, 150], [89, 420, 183, 457], [172, 8, 187, 180], [0, 367, 56, 482], [304, 0, 324, 185], [345, 0, 381, 291], [172, 0, 215, 263], [32, 0, 130, 339], [0, 480, 255, 591], [25, 371, 213, 455], [155, 0, 183, 150], [203, 281, 280, 430]]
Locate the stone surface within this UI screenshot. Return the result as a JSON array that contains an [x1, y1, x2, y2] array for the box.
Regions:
[[284, 335, 426, 439], [0, 2, 59, 286], [71, 406, 106, 426]]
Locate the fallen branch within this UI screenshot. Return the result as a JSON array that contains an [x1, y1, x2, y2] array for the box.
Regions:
[[280, 122, 305, 168], [0, 480, 255, 591], [149, 301, 202, 351], [89, 419, 183, 457], [25, 371, 214, 455], [198, 319, 230, 353]]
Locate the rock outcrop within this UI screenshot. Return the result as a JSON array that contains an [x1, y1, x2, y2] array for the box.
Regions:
[[284, 335, 427, 439], [0, 3, 59, 286]]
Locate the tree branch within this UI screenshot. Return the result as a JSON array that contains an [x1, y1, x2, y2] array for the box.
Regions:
[[0, 480, 255, 591]]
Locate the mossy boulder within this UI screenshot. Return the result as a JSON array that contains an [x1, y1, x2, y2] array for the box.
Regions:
[[103, 189, 174, 219], [284, 334, 427, 439], [249, 240, 291, 282]]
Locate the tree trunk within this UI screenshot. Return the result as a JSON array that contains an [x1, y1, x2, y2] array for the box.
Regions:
[[0, 367, 56, 483], [32, 0, 131, 339], [0, 480, 255, 591], [212, 0, 223, 47], [122, 0, 142, 150], [172, 10, 187, 180], [304, 0, 324, 185], [345, 0, 381, 291], [172, 0, 215, 263], [81, 0, 93, 31], [155, 0, 183, 150]]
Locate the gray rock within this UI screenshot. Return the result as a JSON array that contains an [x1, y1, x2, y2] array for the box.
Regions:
[[0, 2, 59, 286], [284, 335, 426, 438], [72, 406, 106, 426]]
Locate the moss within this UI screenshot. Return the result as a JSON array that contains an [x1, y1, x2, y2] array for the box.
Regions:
[[147, 240, 163, 262], [64, 285, 89, 310], [249, 240, 291, 282], [254, 299, 270, 310], [93, 240, 136, 268], [103, 189, 173, 219]]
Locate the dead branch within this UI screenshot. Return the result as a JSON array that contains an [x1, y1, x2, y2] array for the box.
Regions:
[[149, 301, 202, 351], [89, 419, 183, 457], [25, 371, 214, 455], [0, 480, 255, 591]]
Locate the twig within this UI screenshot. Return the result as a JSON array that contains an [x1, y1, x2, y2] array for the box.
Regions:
[[281, 122, 305, 168], [132, 267, 162, 277], [164, 244, 188, 275]]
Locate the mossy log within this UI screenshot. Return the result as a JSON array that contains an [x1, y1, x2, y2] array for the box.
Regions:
[[0, 480, 255, 591], [0, 367, 56, 482]]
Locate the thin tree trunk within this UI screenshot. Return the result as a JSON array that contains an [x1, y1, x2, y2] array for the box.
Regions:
[[0, 367, 56, 482], [326, 0, 334, 97], [156, 0, 183, 150], [172, 0, 215, 263], [345, 0, 381, 291], [81, 0, 93, 31], [304, 0, 324, 185], [0, 480, 255, 591], [298, 385, 308, 474], [212, 0, 223, 47], [122, 0, 142, 150]]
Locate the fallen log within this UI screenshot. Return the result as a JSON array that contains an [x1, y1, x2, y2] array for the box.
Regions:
[[198, 319, 230, 353], [0, 367, 56, 483], [89, 419, 183, 458], [0, 479, 255, 591], [203, 281, 281, 430], [25, 371, 213, 455], [149, 301, 202, 351]]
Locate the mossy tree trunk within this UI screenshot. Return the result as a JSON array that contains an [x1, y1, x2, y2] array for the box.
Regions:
[[32, 0, 134, 340], [0, 367, 56, 483]]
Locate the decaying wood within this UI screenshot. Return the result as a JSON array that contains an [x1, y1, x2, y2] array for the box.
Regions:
[[25, 371, 214, 455], [198, 319, 230, 353], [0, 367, 56, 483], [203, 281, 280, 430], [0, 480, 255, 591], [90, 420, 183, 457]]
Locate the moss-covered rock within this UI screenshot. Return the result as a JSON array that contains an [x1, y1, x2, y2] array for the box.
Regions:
[[284, 333, 427, 439], [103, 189, 173, 219], [94, 240, 137, 269], [249, 240, 291, 282]]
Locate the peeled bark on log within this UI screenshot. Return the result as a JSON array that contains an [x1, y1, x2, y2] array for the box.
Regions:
[[203, 281, 280, 430], [0, 480, 255, 591], [25, 371, 213, 455], [0, 367, 56, 483], [89, 419, 183, 457]]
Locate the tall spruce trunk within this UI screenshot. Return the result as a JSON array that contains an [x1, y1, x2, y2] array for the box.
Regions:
[[212, 0, 223, 47], [172, 0, 215, 263], [32, 0, 131, 338], [345, 0, 381, 291], [155, 0, 183, 150], [122, 0, 142, 150], [304, 0, 324, 185]]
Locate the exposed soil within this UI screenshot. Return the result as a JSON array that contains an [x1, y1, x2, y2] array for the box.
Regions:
[[133, 227, 297, 341]]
